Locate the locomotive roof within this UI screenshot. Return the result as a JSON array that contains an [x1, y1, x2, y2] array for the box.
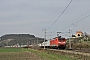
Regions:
[[53, 36, 65, 39]]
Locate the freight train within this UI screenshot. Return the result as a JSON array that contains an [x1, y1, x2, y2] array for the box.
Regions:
[[38, 36, 66, 49]]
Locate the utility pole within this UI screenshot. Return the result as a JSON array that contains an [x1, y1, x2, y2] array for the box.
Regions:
[[42, 29, 46, 49], [37, 37, 38, 45], [69, 29, 72, 49]]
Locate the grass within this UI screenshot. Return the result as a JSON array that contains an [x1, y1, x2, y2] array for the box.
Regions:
[[0, 47, 80, 60], [0, 48, 73, 60], [0, 47, 21, 52], [0, 48, 40, 60], [28, 49, 75, 60]]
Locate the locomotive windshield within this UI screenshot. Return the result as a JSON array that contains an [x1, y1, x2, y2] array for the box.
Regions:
[[58, 38, 65, 40]]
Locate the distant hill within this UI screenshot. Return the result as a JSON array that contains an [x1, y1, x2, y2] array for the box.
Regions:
[[0, 34, 45, 47]]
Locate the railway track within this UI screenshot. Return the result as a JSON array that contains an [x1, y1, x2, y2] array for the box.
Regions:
[[47, 49, 90, 56], [31, 47, 90, 60], [31, 43, 90, 57]]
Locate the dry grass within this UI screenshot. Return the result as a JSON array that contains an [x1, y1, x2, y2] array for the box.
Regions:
[[0, 52, 41, 60], [0, 48, 74, 60]]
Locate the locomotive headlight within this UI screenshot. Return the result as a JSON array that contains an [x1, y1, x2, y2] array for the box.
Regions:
[[63, 42, 66, 43], [58, 42, 61, 43]]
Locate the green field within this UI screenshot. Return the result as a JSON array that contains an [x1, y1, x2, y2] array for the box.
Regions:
[[0, 48, 21, 52], [0, 47, 76, 60]]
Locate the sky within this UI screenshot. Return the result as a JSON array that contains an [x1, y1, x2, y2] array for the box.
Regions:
[[0, 0, 90, 39]]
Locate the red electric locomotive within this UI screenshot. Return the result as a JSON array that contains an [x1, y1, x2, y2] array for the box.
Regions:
[[50, 36, 66, 49]]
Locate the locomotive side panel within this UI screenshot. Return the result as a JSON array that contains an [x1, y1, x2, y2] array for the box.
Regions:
[[50, 38, 58, 46]]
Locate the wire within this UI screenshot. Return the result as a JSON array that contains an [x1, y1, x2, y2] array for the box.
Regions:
[[61, 9, 90, 31], [62, 14, 90, 30], [47, 0, 73, 30], [74, 15, 90, 24], [82, 26, 90, 31]]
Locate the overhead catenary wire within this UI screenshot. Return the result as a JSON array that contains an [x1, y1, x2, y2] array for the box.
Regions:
[[61, 9, 90, 31], [59, 13, 90, 38], [82, 26, 90, 31], [46, 0, 90, 38], [62, 14, 90, 30], [59, 10, 90, 37], [54, 14, 90, 37], [73, 15, 90, 24], [47, 0, 73, 30]]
